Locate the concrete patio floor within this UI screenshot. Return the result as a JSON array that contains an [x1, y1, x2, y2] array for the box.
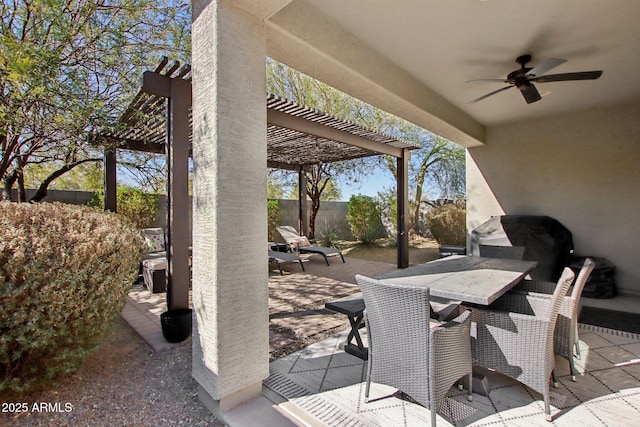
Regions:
[[122, 254, 640, 425], [123, 254, 398, 354], [267, 323, 640, 426]]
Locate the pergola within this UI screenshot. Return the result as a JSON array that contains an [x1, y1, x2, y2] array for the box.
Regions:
[[97, 58, 417, 311]]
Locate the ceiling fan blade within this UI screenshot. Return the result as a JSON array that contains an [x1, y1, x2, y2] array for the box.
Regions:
[[532, 70, 603, 83], [526, 57, 567, 77], [466, 78, 511, 84], [468, 86, 513, 103], [519, 83, 542, 104]]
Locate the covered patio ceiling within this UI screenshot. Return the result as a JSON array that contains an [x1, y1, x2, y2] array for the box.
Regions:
[[98, 58, 417, 169]]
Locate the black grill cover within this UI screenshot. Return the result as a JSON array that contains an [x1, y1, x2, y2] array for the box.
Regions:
[[471, 215, 573, 282]]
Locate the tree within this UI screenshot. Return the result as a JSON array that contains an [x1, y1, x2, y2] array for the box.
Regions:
[[0, 0, 190, 202], [358, 104, 465, 234], [267, 170, 290, 199], [346, 194, 385, 245], [306, 163, 335, 239], [403, 133, 464, 234], [22, 161, 103, 191]]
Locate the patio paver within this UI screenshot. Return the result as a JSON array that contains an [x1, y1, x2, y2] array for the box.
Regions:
[[267, 324, 640, 426]]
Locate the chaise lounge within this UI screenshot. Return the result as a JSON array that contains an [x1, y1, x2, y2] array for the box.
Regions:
[[276, 225, 345, 266], [268, 249, 305, 275]]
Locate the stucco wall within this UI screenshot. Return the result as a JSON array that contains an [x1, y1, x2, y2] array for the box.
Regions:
[[467, 101, 640, 295], [11, 189, 95, 205], [275, 199, 352, 241], [14, 191, 352, 242], [158, 197, 351, 241]]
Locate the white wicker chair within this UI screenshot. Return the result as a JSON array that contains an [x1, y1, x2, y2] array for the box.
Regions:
[[355, 274, 473, 427], [506, 258, 596, 380], [468, 267, 575, 422]]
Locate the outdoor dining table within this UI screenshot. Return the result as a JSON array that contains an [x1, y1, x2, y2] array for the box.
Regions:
[[376, 254, 538, 305], [325, 255, 538, 373], [376, 254, 539, 395]]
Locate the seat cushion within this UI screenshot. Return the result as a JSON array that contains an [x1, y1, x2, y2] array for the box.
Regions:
[[142, 258, 167, 271], [290, 236, 311, 248]]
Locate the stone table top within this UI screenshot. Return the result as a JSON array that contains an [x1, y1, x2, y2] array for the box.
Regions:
[[376, 255, 538, 305]]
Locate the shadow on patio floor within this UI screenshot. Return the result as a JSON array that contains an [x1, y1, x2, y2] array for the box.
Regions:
[[123, 255, 397, 355]]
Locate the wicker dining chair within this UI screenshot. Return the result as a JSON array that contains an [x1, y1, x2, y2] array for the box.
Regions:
[[478, 244, 526, 260], [355, 274, 473, 427], [506, 258, 596, 381], [469, 267, 575, 422]]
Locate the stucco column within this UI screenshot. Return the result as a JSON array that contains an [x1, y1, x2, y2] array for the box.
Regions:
[[191, 0, 269, 416]]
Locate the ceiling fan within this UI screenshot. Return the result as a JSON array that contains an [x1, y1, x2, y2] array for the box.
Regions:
[[467, 54, 603, 104]]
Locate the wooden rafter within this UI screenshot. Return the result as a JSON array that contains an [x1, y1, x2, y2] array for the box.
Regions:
[[95, 60, 417, 165]]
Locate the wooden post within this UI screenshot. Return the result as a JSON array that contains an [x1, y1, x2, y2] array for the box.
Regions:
[[166, 77, 192, 311], [104, 148, 117, 212], [298, 166, 308, 236], [397, 149, 409, 268], [142, 69, 192, 311]]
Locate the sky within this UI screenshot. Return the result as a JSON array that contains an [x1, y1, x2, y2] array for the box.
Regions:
[[116, 153, 406, 201], [338, 169, 396, 201]]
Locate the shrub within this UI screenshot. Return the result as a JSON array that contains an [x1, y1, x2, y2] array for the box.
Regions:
[[318, 223, 340, 248], [267, 199, 282, 241], [0, 201, 144, 392], [89, 185, 159, 229], [425, 203, 467, 246], [346, 195, 385, 246]]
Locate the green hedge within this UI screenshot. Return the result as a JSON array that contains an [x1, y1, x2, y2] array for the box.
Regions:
[[89, 185, 159, 229], [0, 202, 144, 392], [267, 199, 282, 241]]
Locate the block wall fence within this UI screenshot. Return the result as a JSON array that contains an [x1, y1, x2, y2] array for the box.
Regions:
[[16, 189, 354, 241]]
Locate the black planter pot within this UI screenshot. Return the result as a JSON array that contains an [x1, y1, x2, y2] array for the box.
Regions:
[[160, 308, 193, 343]]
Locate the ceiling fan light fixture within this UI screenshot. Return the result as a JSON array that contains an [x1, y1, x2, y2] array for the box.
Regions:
[[467, 55, 602, 105]]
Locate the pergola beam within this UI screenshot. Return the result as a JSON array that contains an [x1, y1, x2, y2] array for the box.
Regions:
[[267, 108, 404, 158], [165, 75, 192, 310], [267, 160, 307, 171], [99, 136, 166, 154], [142, 70, 172, 98], [298, 167, 308, 237]]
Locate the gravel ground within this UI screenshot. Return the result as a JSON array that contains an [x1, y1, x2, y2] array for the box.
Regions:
[[0, 317, 226, 427]]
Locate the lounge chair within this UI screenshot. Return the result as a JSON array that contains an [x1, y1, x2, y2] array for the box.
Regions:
[[276, 225, 345, 266], [268, 250, 305, 275]]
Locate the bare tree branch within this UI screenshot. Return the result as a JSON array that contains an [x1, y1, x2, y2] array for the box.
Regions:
[[29, 157, 102, 202]]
